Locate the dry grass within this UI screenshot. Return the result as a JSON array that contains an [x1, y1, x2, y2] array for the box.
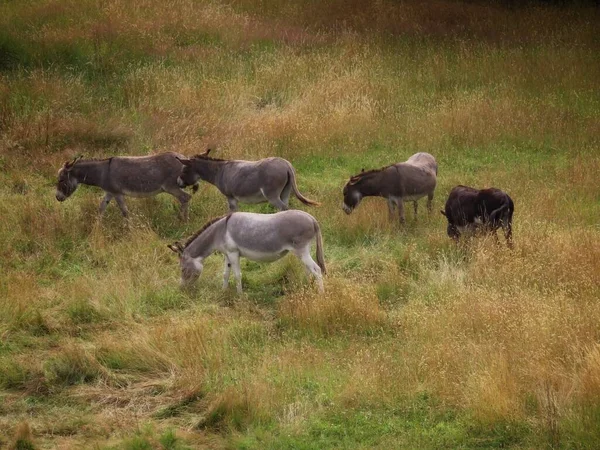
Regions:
[[278, 279, 387, 336]]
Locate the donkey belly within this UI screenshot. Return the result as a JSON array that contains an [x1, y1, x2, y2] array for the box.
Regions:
[[402, 193, 426, 202], [122, 188, 163, 198], [238, 246, 289, 262], [235, 192, 267, 204]]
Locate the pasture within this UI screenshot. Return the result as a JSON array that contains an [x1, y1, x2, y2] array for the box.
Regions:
[[1, 0, 599, 448]]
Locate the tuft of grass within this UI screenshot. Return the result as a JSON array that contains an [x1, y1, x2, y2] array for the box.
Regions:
[[9, 422, 37, 450], [277, 279, 388, 337], [65, 298, 105, 325], [43, 344, 104, 387], [0, 358, 31, 390]]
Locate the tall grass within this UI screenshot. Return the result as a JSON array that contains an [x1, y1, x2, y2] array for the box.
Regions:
[[1, 0, 599, 448]]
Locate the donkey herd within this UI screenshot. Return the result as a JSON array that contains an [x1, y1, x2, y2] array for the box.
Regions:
[[55, 150, 514, 293]]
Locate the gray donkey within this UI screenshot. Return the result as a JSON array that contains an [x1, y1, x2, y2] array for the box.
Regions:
[[342, 152, 438, 224], [55, 153, 198, 219], [176, 149, 319, 211], [168, 210, 326, 293]]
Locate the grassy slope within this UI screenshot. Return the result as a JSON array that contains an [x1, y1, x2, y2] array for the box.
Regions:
[[1, 0, 599, 448]]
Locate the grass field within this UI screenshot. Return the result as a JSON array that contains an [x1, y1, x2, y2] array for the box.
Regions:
[[1, 0, 599, 448]]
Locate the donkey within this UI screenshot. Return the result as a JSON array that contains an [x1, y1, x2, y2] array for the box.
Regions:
[[342, 152, 438, 224], [441, 185, 514, 247], [176, 149, 319, 212], [168, 210, 326, 293], [55, 153, 198, 219]]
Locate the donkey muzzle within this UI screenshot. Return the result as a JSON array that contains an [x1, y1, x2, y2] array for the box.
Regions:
[[55, 191, 66, 202], [177, 177, 185, 188], [342, 203, 353, 215]]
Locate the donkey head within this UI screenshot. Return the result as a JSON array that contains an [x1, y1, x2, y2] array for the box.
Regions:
[[176, 148, 211, 188], [55, 156, 82, 202], [167, 242, 203, 286], [341, 174, 364, 214]]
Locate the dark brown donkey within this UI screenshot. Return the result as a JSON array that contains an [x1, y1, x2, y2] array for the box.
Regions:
[[342, 152, 438, 224], [55, 153, 198, 219], [441, 185, 514, 247], [176, 149, 319, 211]]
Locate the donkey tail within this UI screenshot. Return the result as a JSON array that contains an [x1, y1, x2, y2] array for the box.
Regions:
[[287, 164, 320, 206], [314, 220, 326, 275], [488, 200, 510, 223]]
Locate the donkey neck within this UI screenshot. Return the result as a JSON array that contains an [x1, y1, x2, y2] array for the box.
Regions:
[[184, 218, 227, 259], [71, 160, 110, 187], [357, 172, 385, 197], [193, 159, 226, 185]]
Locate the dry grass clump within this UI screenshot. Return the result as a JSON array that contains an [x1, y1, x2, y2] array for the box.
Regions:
[[43, 342, 108, 387], [469, 226, 600, 297], [463, 352, 523, 424], [96, 329, 175, 377], [8, 421, 37, 450], [575, 345, 600, 406], [193, 342, 342, 431], [196, 381, 274, 431], [278, 279, 387, 336]]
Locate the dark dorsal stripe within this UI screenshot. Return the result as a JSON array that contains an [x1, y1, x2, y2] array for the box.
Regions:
[[183, 215, 228, 249], [349, 164, 393, 183]]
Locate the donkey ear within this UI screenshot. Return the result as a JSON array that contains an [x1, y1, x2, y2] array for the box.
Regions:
[[176, 157, 191, 166], [167, 243, 183, 255], [64, 155, 82, 169], [204, 147, 212, 156], [361, 168, 365, 173]]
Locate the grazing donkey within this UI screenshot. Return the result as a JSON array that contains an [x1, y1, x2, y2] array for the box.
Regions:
[[342, 152, 438, 224], [168, 210, 326, 293], [55, 153, 198, 219], [176, 149, 319, 211], [441, 185, 514, 247]]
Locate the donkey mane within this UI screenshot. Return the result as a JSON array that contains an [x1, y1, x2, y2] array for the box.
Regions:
[[183, 214, 229, 248], [349, 164, 393, 183], [192, 153, 227, 162]]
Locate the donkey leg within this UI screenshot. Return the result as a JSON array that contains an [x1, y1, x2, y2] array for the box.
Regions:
[[268, 197, 288, 211], [263, 188, 288, 211], [296, 247, 324, 293], [413, 201, 418, 221], [168, 188, 192, 221], [427, 193, 434, 214], [227, 252, 243, 293], [503, 222, 513, 248], [114, 195, 129, 217], [387, 198, 396, 221], [222, 255, 231, 290], [491, 228, 500, 245], [98, 193, 113, 215], [227, 197, 238, 212], [397, 200, 406, 225], [280, 181, 293, 209]]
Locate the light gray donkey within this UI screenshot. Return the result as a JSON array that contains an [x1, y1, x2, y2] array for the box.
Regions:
[[176, 149, 319, 211], [168, 210, 326, 293], [55, 153, 198, 219], [342, 152, 438, 224]]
